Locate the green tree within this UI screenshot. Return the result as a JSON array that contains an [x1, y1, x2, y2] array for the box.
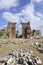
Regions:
[[0, 31, 4, 37]]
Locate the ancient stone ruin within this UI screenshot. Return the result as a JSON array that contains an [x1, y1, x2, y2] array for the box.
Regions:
[[6, 22, 16, 38], [21, 22, 32, 38], [0, 22, 41, 39], [32, 30, 41, 38]]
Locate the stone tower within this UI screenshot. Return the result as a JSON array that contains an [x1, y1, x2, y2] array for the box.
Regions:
[[21, 22, 32, 38], [7, 22, 16, 38]]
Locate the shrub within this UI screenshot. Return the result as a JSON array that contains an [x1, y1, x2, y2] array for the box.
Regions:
[[0, 31, 4, 37]]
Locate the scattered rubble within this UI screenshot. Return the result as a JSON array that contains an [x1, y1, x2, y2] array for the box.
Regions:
[[0, 49, 42, 65]]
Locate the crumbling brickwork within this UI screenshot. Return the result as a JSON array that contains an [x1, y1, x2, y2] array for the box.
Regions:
[[21, 22, 32, 38], [6, 22, 16, 38], [33, 30, 41, 38]]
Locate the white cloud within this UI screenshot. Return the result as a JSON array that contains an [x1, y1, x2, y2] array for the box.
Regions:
[[2, 0, 43, 29], [31, 0, 42, 3], [36, 12, 43, 18], [3, 12, 20, 23], [18, 0, 43, 35], [18, 2, 41, 29], [0, 0, 20, 9], [2, 0, 43, 35]]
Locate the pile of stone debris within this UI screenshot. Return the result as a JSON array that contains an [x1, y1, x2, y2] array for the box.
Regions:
[[0, 49, 42, 65], [31, 42, 43, 53]]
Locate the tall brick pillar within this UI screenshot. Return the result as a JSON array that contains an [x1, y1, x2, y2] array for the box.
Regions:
[[21, 22, 32, 38], [7, 22, 16, 38]]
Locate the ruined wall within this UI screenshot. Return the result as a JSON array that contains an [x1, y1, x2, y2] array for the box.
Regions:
[[33, 30, 41, 38], [21, 22, 32, 38], [7, 22, 16, 38]]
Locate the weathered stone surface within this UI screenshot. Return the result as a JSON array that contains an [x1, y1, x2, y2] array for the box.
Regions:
[[33, 30, 41, 38], [6, 22, 16, 38], [21, 22, 32, 38]]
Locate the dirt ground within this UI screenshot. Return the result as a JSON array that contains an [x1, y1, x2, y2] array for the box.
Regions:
[[0, 38, 43, 65]]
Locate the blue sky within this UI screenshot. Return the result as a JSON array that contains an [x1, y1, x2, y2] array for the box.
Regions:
[[0, 0, 43, 35]]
